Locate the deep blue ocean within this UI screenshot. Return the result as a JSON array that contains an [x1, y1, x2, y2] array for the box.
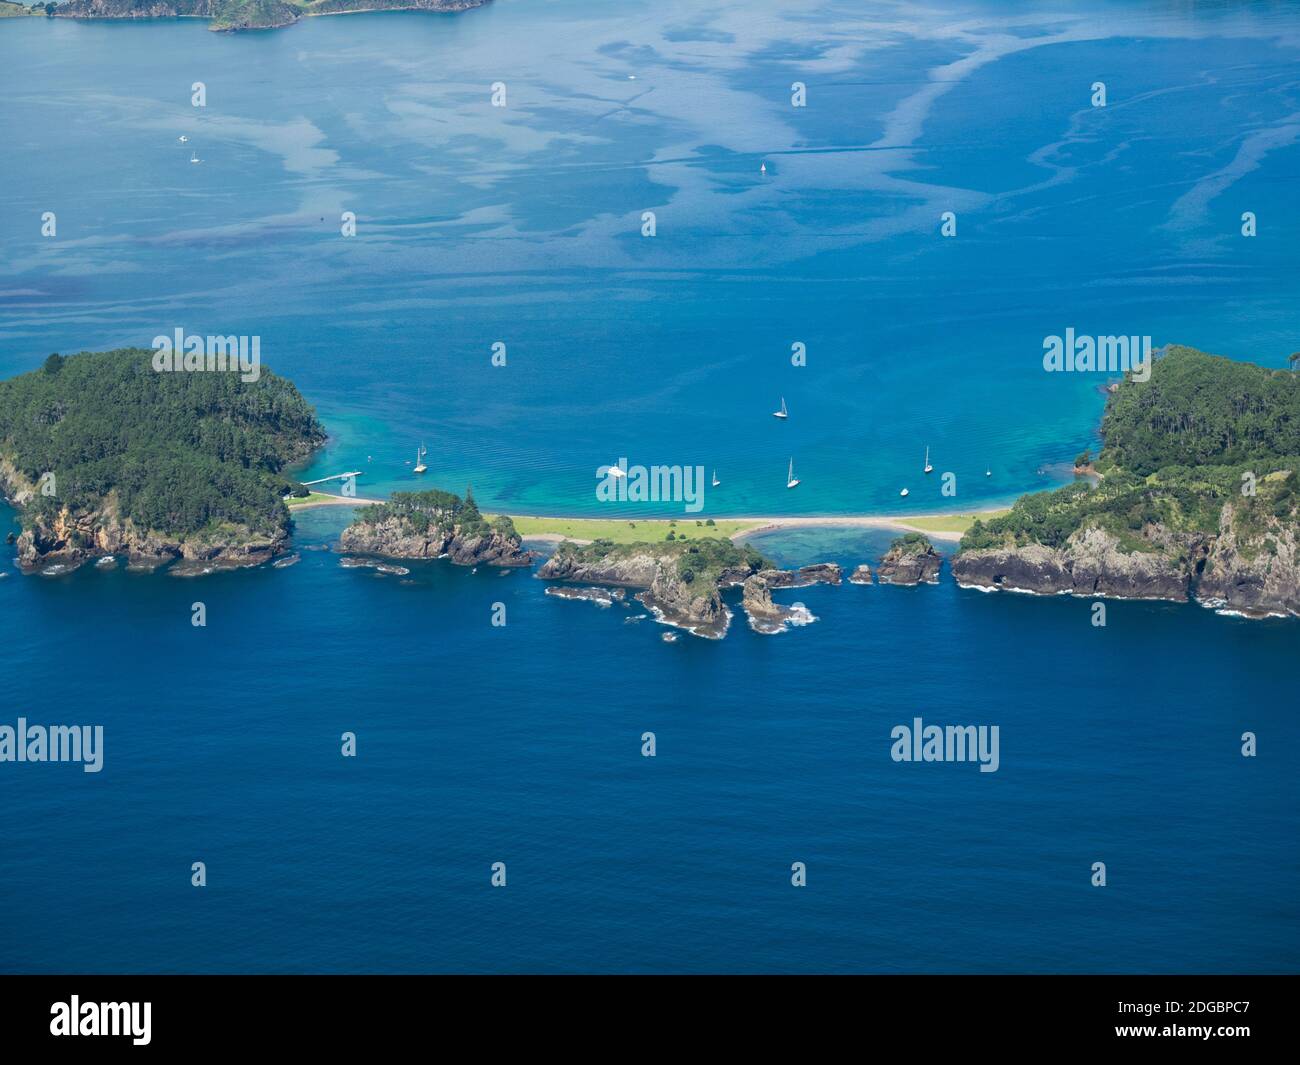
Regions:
[[1, 0, 1298, 973]]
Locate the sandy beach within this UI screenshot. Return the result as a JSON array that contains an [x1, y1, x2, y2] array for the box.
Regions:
[[287, 494, 383, 510], [725, 510, 1008, 544]]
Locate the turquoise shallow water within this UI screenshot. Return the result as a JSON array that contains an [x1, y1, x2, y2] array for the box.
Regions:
[[0, 1, 1298, 973]]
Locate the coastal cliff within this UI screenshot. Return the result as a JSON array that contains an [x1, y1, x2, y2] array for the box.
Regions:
[[0, 350, 325, 574], [11, 486, 289, 574], [536, 537, 770, 638], [339, 488, 533, 568], [51, 0, 489, 31], [952, 527, 1190, 601], [953, 346, 1300, 618]]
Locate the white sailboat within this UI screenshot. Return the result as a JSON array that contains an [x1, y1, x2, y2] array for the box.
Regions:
[[711, 470, 720, 487], [189, 151, 201, 164], [413, 443, 427, 475], [773, 396, 788, 419], [786, 458, 800, 489], [760, 162, 767, 175], [985, 466, 991, 477], [923, 445, 933, 474]]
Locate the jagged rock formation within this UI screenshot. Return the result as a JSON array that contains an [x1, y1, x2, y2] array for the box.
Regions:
[[739, 571, 818, 634], [13, 493, 286, 574], [954, 504, 1300, 618], [876, 534, 942, 585], [952, 527, 1190, 601], [849, 564, 873, 585], [1193, 503, 1300, 616], [339, 511, 533, 568], [535, 538, 770, 639], [761, 562, 842, 588], [536, 548, 727, 637]]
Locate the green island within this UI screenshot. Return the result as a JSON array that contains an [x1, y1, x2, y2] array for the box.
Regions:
[[339, 487, 531, 566], [0, 348, 325, 572], [952, 345, 1300, 616], [36, 0, 488, 32]]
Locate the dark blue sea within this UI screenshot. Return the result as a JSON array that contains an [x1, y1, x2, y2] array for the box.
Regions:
[[0, 0, 1297, 972]]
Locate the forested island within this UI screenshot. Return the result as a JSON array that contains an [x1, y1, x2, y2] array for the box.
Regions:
[[30, 0, 488, 32], [0, 349, 325, 574], [953, 346, 1300, 617]]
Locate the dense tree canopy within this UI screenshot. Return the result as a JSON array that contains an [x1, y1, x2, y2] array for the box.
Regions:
[[1100, 346, 1300, 474], [0, 348, 325, 537], [355, 489, 518, 541], [963, 347, 1300, 553]]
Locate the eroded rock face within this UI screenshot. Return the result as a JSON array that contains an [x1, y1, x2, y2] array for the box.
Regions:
[[338, 515, 534, 567], [534, 550, 663, 587], [951, 528, 1189, 601], [1193, 504, 1300, 617], [762, 563, 842, 588], [645, 565, 729, 638], [536, 548, 729, 636], [741, 574, 780, 621], [14, 500, 284, 575], [849, 564, 873, 585], [740, 572, 817, 634], [876, 540, 942, 585], [950, 543, 1069, 595]]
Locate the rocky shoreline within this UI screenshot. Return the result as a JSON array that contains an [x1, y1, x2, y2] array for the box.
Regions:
[[536, 546, 749, 638], [953, 512, 1300, 619], [1, 459, 297, 577], [338, 513, 535, 568]]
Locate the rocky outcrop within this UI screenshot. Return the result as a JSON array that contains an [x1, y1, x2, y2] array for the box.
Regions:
[[849, 564, 873, 585], [338, 514, 533, 567], [12, 495, 285, 575], [536, 543, 769, 639], [740, 572, 817, 635], [876, 536, 942, 585], [952, 511, 1300, 618], [544, 553, 725, 636], [952, 527, 1190, 601], [1192, 505, 1300, 618], [545, 585, 626, 608], [538, 549, 730, 636], [761, 562, 842, 588]]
